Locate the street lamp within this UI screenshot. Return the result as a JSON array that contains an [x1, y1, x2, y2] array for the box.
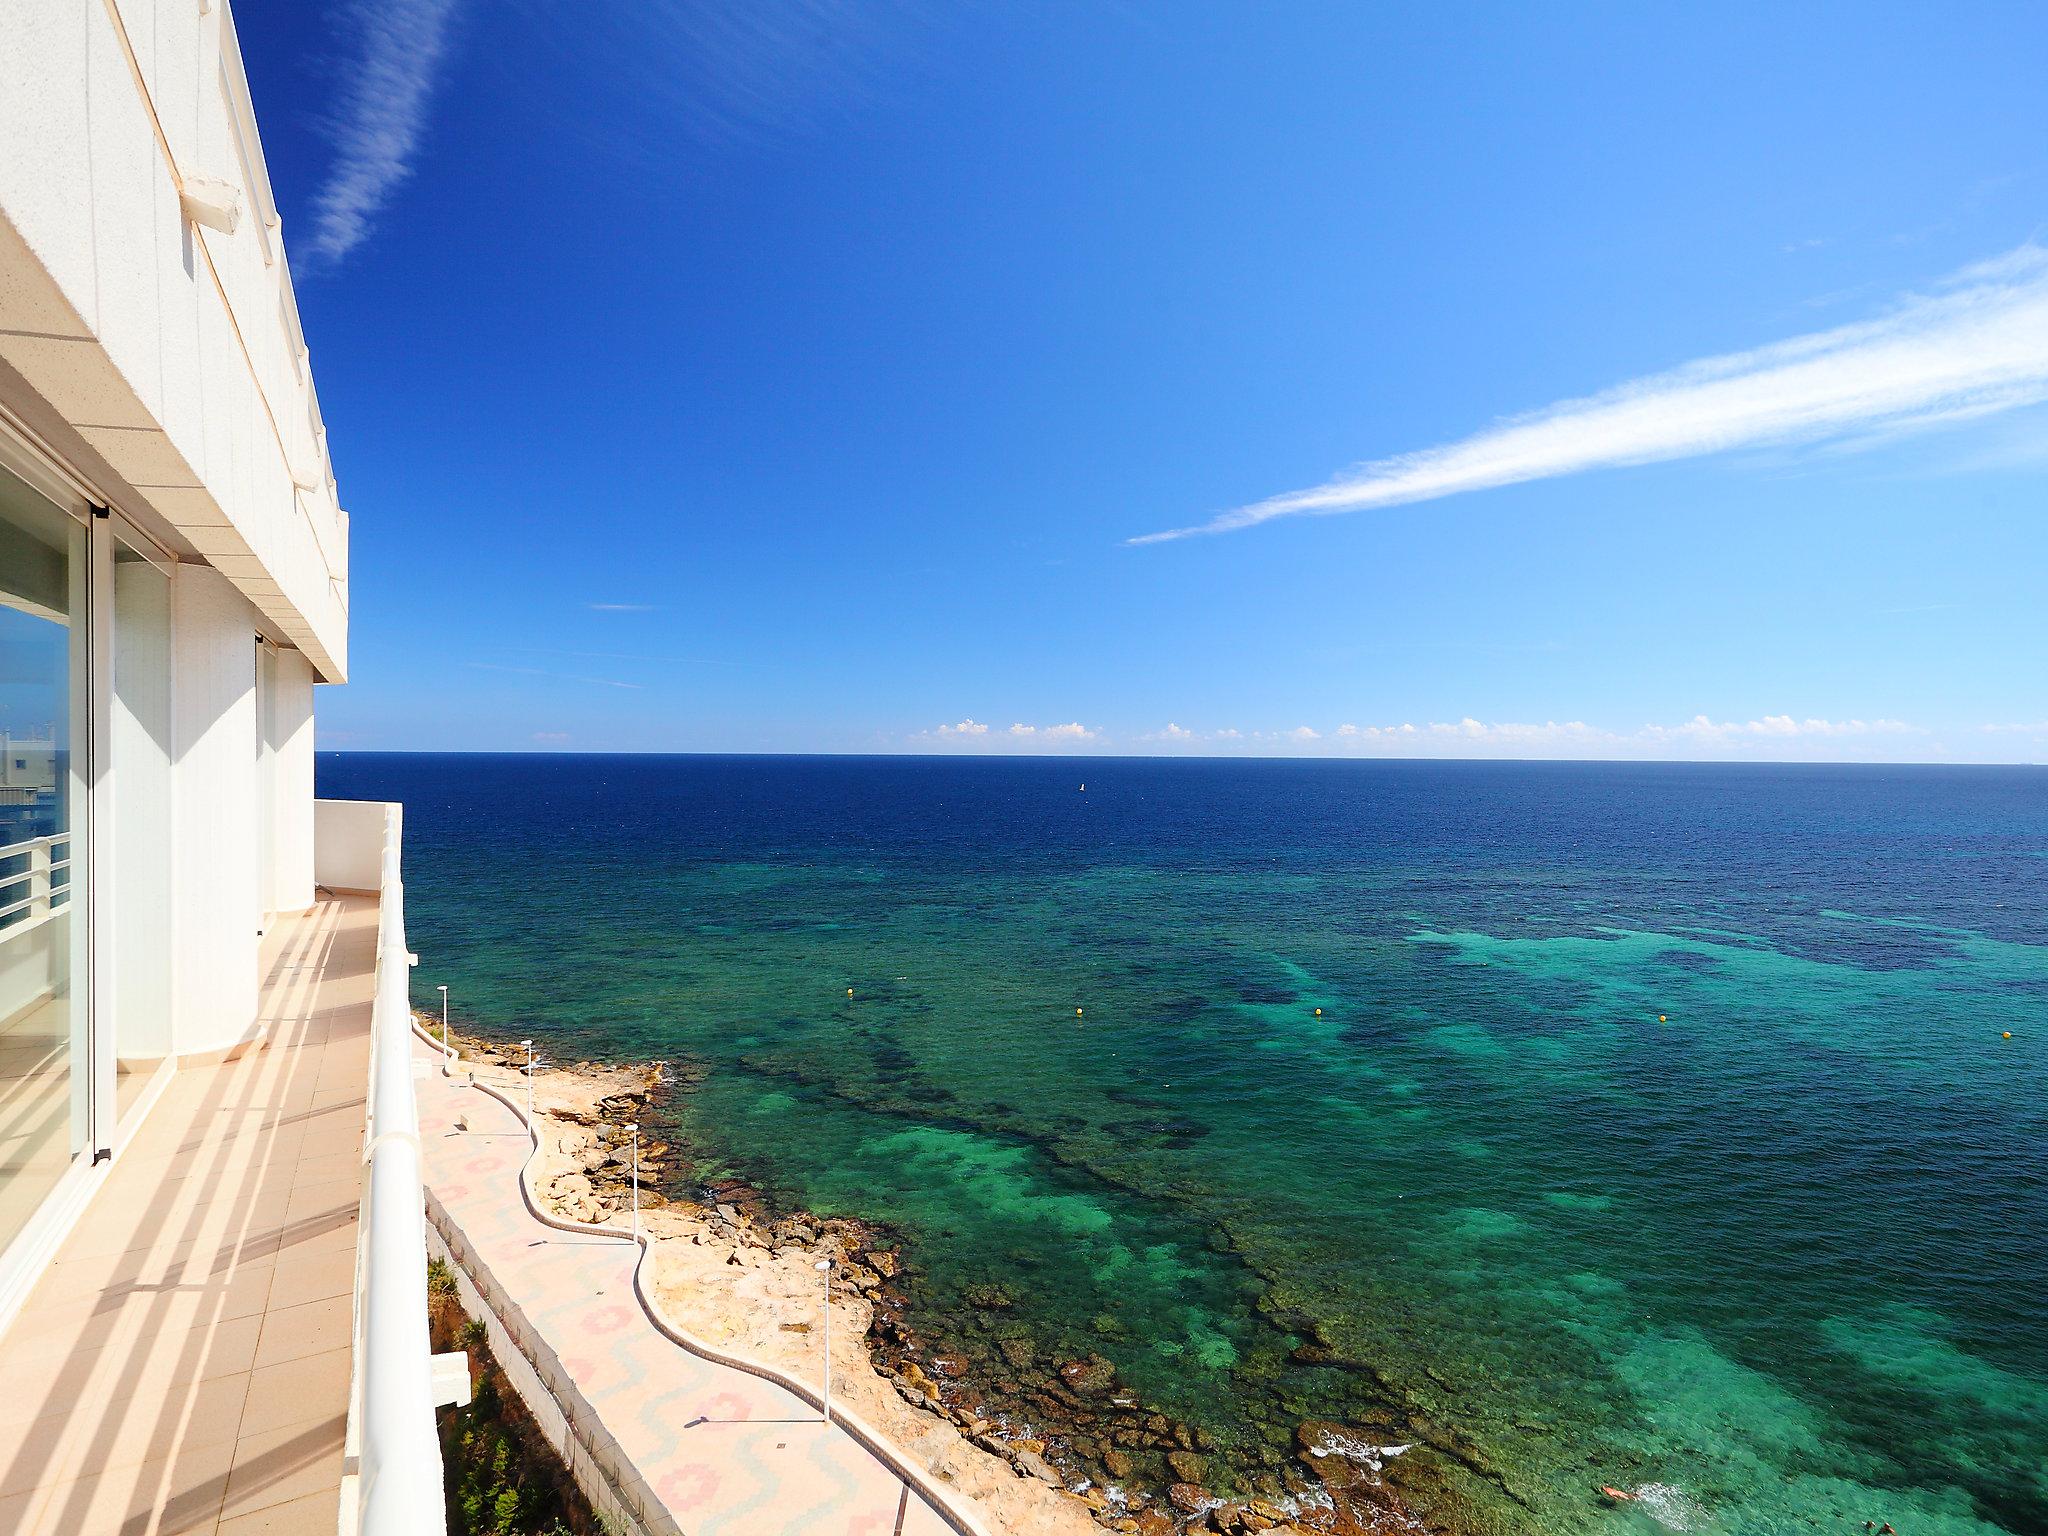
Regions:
[[436, 985, 450, 1066], [815, 1257, 833, 1423], [627, 1122, 640, 1241], [522, 1039, 535, 1125]]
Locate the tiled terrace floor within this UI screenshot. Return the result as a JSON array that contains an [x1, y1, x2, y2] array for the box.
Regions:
[[0, 897, 374, 1536]]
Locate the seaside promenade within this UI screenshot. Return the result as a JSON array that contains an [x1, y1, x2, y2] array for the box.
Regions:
[[414, 1041, 969, 1536]]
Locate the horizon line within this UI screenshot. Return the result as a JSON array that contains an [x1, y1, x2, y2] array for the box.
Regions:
[[313, 746, 2047, 768]]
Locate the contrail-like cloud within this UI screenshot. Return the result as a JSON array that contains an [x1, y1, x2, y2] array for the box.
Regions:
[[1133, 246, 2048, 544], [305, 0, 461, 266]]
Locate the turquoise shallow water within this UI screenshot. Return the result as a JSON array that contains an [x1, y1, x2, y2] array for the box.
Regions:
[[320, 754, 2048, 1534]]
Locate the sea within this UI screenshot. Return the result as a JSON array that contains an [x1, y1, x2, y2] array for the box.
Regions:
[[316, 753, 2048, 1536]]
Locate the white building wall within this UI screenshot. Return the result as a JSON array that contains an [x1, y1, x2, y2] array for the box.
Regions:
[[269, 648, 316, 914], [170, 565, 261, 1059], [0, 0, 351, 1311], [0, 0, 349, 681]]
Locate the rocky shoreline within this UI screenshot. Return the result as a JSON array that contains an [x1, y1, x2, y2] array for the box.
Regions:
[[432, 1024, 1433, 1536]]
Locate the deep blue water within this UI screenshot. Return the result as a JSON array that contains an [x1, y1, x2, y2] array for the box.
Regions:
[[320, 753, 2048, 1534]]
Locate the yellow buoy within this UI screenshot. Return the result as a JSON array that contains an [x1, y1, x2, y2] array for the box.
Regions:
[[2003, 1031, 2013, 1039], [1658, 1015, 1667, 1023], [1076, 1008, 1084, 1017], [1314, 1007, 1323, 1016], [846, 988, 854, 997]]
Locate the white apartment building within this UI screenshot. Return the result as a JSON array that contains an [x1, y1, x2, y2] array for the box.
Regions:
[[0, 0, 342, 1316], [0, 9, 457, 1531]]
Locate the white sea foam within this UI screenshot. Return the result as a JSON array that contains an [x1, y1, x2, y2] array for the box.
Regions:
[[1633, 1482, 1709, 1532], [1301, 1428, 1424, 1475]]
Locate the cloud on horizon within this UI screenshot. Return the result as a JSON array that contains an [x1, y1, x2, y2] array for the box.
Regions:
[[1134, 244, 2048, 543], [918, 720, 1099, 745], [304, 0, 461, 266], [914, 713, 1956, 760]]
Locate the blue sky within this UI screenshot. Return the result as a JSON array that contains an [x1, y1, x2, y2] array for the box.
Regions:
[[242, 1, 2048, 760]]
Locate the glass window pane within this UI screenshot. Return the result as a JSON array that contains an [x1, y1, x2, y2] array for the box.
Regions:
[[0, 463, 87, 1252]]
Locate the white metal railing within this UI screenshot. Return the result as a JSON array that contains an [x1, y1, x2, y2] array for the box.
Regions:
[[0, 834, 71, 930], [352, 803, 448, 1535]]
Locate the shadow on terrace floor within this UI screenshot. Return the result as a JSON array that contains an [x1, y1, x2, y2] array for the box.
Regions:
[[0, 896, 377, 1536]]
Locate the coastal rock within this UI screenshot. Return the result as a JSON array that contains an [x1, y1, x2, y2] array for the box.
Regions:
[[1102, 1448, 1134, 1480], [1059, 1355, 1118, 1396], [1242, 1498, 1292, 1530], [1009, 1449, 1061, 1486], [1167, 1482, 1211, 1515], [1167, 1450, 1208, 1483]]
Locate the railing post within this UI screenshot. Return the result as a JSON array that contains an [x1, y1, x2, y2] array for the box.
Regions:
[[28, 837, 49, 922]]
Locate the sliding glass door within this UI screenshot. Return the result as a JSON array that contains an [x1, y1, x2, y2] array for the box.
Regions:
[[0, 463, 88, 1257]]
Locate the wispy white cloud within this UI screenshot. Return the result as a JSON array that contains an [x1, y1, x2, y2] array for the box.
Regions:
[[508, 645, 736, 665], [531, 731, 571, 745], [568, 0, 947, 152], [305, 0, 461, 266], [466, 661, 640, 690], [1134, 245, 2048, 543], [934, 719, 988, 736], [588, 602, 660, 613]]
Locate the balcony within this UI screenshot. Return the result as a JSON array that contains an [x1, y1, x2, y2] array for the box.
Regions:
[[0, 801, 442, 1536]]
